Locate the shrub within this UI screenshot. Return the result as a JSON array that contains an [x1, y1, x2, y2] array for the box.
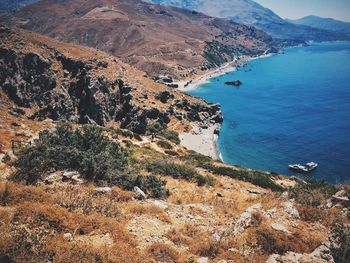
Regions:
[[289, 179, 336, 207], [297, 205, 325, 222], [146, 159, 209, 186], [255, 227, 321, 255], [160, 130, 181, 145], [199, 162, 283, 192], [157, 140, 173, 150], [156, 91, 173, 103], [13, 124, 130, 184], [147, 122, 166, 134], [330, 222, 350, 263], [147, 243, 180, 263], [13, 124, 167, 197]]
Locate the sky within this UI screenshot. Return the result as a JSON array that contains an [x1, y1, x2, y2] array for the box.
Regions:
[[254, 0, 350, 22]]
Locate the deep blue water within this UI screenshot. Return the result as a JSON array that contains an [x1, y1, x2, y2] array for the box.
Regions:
[[188, 42, 350, 184]]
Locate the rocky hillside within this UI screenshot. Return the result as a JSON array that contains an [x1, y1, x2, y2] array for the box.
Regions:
[[0, 26, 223, 134], [145, 0, 349, 41], [1, 0, 275, 79]]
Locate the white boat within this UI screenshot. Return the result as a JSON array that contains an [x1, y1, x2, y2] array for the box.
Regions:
[[289, 162, 318, 172]]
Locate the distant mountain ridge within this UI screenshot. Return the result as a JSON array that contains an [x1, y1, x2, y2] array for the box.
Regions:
[[288, 15, 350, 37], [0, 0, 38, 10], [145, 0, 349, 41]]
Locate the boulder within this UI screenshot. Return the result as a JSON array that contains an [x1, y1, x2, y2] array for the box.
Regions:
[[233, 203, 262, 234], [284, 201, 300, 220], [271, 223, 290, 233], [332, 190, 349, 206], [266, 245, 334, 263], [197, 257, 209, 263], [133, 186, 148, 200], [94, 187, 112, 194]]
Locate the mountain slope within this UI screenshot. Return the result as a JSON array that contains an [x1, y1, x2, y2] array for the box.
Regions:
[[145, 0, 348, 41], [0, 25, 224, 134], [288, 15, 350, 36], [2, 0, 275, 79]]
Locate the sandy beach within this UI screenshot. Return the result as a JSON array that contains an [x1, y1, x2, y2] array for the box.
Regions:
[[179, 124, 220, 160], [178, 53, 273, 159]]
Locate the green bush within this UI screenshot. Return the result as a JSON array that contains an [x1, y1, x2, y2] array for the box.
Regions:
[[330, 222, 350, 263], [160, 130, 181, 144], [13, 124, 166, 197], [156, 91, 173, 103], [289, 179, 336, 206], [145, 159, 209, 186], [198, 162, 283, 192], [157, 140, 173, 150]]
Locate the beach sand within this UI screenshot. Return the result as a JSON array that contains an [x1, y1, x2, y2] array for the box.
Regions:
[[179, 124, 220, 160]]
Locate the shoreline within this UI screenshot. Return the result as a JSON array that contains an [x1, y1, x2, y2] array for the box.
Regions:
[[178, 53, 273, 160], [177, 53, 273, 93]]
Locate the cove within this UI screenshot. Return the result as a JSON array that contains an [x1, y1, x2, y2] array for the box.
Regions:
[[188, 42, 350, 184]]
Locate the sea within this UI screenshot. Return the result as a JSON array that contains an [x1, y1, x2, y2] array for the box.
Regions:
[[188, 42, 350, 184]]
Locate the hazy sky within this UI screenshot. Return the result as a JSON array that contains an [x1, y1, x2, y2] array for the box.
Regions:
[[254, 0, 350, 22]]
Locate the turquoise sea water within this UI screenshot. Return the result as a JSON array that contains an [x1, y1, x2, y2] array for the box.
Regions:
[[188, 42, 350, 184]]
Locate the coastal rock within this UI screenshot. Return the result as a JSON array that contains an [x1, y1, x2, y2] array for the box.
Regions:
[[225, 80, 242, 86]]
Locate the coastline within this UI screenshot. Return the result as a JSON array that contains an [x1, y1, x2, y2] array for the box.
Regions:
[[178, 53, 273, 160]]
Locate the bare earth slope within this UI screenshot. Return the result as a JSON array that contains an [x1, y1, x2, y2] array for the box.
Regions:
[[2, 0, 274, 79]]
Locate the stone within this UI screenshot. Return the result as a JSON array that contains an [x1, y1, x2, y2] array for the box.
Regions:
[[233, 203, 262, 234], [153, 200, 168, 210], [266, 245, 334, 263], [63, 233, 73, 241], [44, 173, 59, 184], [2, 150, 17, 164], [15, 130, 33, 138], [248, 188, 267, 195], [197, 257, 209, 263], [284, 201, 300, 219], [94, 187, 112, 194], [62, 171, 80, 180], [271, 223, 290, 233], [332, 190, 349, 205], [216, 192, 224, 197], [133, 186, 147, 200]]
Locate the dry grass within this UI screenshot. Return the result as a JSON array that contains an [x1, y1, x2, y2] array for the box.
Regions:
[[0, 182, 53, 205], [127, 203, 171, 223], [253, 225, 323, 255], [51, 184, 122, 218]]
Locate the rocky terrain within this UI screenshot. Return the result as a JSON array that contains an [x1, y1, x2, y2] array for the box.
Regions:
[[0, 6, 349, 263], [0, 0, 276, 79], [0, 26, 223, 134]]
